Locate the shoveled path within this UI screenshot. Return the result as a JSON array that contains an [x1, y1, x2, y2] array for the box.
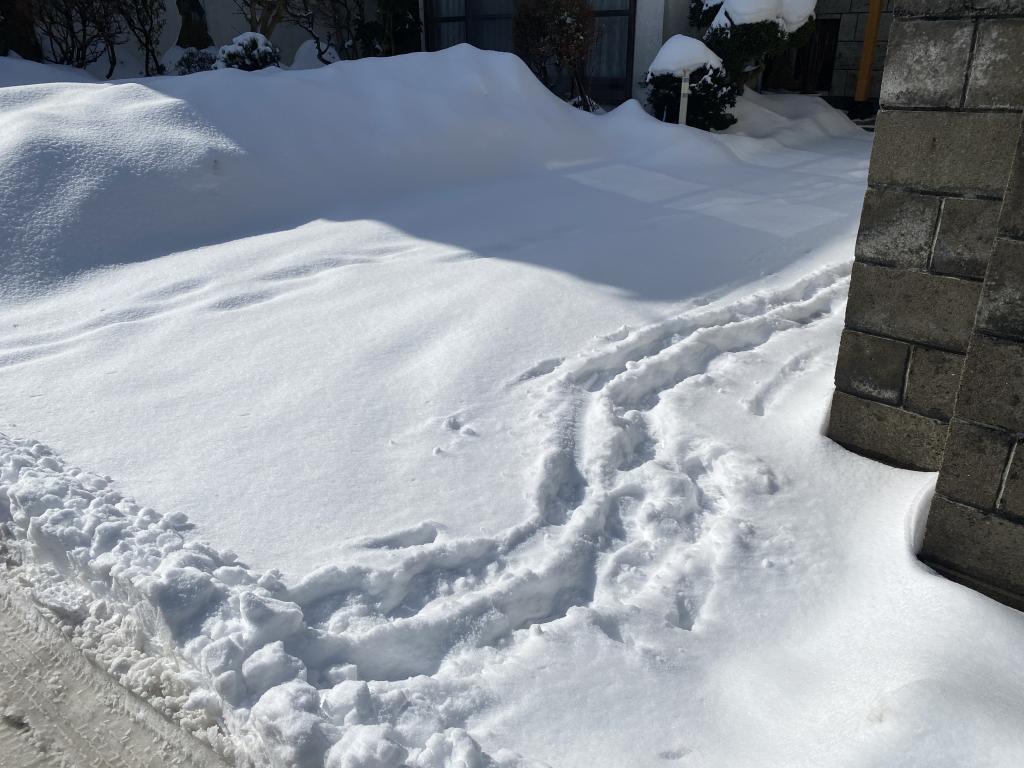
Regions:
[[0, 578, 230, 768]]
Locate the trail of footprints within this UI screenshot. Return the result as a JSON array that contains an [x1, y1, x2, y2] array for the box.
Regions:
[[309, 264, 849, 661]]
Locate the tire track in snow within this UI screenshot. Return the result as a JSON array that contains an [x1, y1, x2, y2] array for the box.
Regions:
[[0, 577, 229, 768]]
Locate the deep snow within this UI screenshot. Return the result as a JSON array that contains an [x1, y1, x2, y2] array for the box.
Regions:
[[2, 48, 1023, 768]]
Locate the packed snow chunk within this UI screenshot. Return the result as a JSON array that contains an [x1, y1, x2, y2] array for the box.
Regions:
[[648, 35, 723, 76], [199, 634, 247, 676], [239, 591, 306, 644], [6, 473, 68, 526], [321, 680, 374, 726], [251, 681, 331, 768], [27, 507, 90, 559], [414, 729, 490, 768], [241, 640, 308, 698], [147, 566, 222, 634], [322, 663, 360, 686], [326, 724, 409, 768], [33, 580, 92, 625]]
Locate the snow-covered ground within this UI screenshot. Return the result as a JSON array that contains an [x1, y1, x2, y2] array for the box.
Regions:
[[2, 48, 1023, 768]]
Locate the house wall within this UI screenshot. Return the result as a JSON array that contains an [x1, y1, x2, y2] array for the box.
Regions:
[[826, 0, 1024, 609], [634, 0, 668, 98], [816, 0, 893, 100]]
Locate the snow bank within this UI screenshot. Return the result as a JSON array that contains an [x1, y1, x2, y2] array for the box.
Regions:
[[289, 40, 340, 70], [0, 45, 598, 291], [0, 54, 98, 87], [648, 35, 722, 76]]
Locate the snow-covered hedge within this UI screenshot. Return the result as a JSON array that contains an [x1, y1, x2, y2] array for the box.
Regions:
[[646, 35, 736, 131], [173, 47, 217, 75], [215, 32, 281, 72], [690, 0, 816, 90]]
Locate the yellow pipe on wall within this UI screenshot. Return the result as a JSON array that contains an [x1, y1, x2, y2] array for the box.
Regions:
[[854, 0, 885, 102]]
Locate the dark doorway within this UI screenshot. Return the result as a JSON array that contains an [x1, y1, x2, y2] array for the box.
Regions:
[[763, 18, 840, 93]]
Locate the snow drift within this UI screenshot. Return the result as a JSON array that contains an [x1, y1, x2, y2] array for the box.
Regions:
[[1, 46, 604, 291]]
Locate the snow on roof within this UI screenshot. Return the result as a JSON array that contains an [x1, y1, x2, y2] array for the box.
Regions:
[[709, 0, 816, 32], [648, 35, 723, 76]]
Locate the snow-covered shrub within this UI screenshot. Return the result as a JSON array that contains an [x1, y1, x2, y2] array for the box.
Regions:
[[215, 32, 280, 71], [175, 46, 216, 75], [645, 35, 735, 131], [687, 65, 738, 130], [689, 0, 815, 91], [514, 0, 596, 110], [646, 65, 736, 131]]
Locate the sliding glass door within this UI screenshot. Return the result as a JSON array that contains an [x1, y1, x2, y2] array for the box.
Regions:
[[424, 0, 636, 105]]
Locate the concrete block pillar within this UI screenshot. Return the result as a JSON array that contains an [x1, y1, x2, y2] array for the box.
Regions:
[[827, 0, 1024, 473], [826, 0, 1024, 607], [920, 128, 1024, 609]]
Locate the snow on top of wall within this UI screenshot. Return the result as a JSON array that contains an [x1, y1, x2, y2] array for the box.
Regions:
[[648, 34, 723, 76], [708, 0, 816, 32]]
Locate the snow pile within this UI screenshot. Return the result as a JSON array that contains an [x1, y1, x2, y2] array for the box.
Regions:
[[0, 55, 98, 87], [0, 433, 553, 766], [3, 45, 1023, 768], [0, 45, 600, 291], [648, 34, 722, 76], [706, 0, 816, 32], [290, 40, 341, 70]]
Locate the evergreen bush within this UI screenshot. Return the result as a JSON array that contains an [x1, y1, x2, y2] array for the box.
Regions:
[[215, 32, 280, 71], [175, 47, 216, 74], [689, 1, 815, 92], [646, 65, 737, 132]]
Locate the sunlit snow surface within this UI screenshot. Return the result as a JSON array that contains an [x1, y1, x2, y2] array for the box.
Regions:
[[2, 48, 1023, 768]]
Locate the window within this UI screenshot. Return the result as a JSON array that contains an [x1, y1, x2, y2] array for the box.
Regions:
[[424, 0, 636, 105]]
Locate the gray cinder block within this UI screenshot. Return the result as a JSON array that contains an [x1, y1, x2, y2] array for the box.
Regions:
[[845, 262, 982, 352], [921, 495, 1024, 602], [977, 239, 1024, 339], [827, 390, 948, 470], [931, 198, 1001, 279], [998, 446, 1024, 520], [966, 19, 1024, 109], [904, 347, 965, 421], [856, 187, 941, 269], [834, 330, 910, 404], [956, 334, 1024, 432], [870, 110, 1020, 197], [881, 20, 974, 109], [936, 419, 1015, 509]]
